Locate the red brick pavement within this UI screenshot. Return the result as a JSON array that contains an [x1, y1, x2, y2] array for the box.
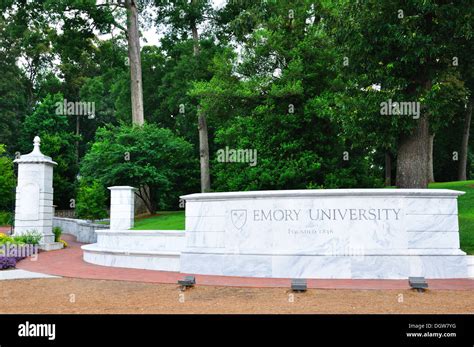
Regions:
[[12, 233, 474, 290], [0, 226, 12, 234]]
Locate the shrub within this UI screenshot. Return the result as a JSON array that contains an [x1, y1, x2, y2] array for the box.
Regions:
[[13, 230, 42, 245], [0, 211, 12, 226], [53, 226, 62, 242], [76, 180, 108, 221], [0, 145, 15, 210], [80, 124, 199, 213], [0, 234, 12, 246], [0, 233, 20, 245]]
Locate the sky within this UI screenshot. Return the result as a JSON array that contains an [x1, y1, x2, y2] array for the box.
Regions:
[[140, 0, 228, 46]]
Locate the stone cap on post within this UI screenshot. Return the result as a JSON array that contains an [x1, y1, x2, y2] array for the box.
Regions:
[[14, 136, 57, 166], [108, 186, 138, 191]]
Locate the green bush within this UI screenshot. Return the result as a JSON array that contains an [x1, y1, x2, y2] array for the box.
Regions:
[[0, 145, 15, 210], [0, 211, 12, 226], [76, 180, 108, 221], [0, 233, 15, 246], [13, 230, 43, 245], [79, 124, 199, 213], [53, 226, 62, 242]]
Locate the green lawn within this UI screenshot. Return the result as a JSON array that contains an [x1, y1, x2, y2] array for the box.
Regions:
[[129, 181, 474, 254], [430, 180, 474, 255], [132, 211, 185, 230]]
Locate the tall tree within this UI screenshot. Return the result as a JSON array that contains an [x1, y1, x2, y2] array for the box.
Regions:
[[155, 0, 214, 192], [458, 100, 472, 180], [192, 1, 383, 191], [125, 0, 144, 125], [46, 0, 147, 126], [454, 6, 474, 181], [19, 94, 78, 208], [325, 0, 472, 188], [428, 134, 435, 183]]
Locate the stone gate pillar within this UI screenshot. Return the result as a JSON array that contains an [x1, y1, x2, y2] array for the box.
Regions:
[[108, 186, 136, 230], [13, 136, 62, 250]]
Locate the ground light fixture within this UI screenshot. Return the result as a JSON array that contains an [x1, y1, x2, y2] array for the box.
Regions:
[[291, 279, 308, 292], [178, 276, 196, 290], [408, 277, 428, 292]]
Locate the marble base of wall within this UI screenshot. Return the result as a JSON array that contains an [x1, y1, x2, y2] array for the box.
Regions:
[[180, 251, 468, 279]]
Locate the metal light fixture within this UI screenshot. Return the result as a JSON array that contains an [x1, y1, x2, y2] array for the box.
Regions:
[[291, 278, 307, 292], [178, 276, 196, 290], [409, 277, 428, 292]]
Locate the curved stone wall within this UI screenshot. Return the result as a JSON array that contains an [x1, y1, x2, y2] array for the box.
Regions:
[[82, 230, 184, 271]]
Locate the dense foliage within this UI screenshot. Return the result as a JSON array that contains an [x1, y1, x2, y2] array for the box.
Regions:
[[0, 145, 15, 211], [0, 0, 472, 214], [19, 93, 78, 208], [75, 180, 108, 221], [80, 124, 198, 212]]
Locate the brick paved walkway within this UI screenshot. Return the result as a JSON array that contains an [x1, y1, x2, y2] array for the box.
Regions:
[[0, 226, 11, 234]]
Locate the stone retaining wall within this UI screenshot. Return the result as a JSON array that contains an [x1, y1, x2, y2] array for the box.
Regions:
[[53, 217, 109, 243]]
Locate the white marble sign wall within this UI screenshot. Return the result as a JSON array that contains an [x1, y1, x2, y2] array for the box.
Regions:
[[180, 189, 468, 279]]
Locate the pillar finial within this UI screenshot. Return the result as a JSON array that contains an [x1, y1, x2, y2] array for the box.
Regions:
[[33, 136, 41, 154]]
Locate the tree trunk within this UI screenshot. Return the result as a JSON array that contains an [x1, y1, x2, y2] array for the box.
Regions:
[[126, 0, 144, 126], [190, 0, 209, 192], [458, 99, 473, 181], [135, 186, 151, 215], [384, 152, 391, 186], [137, 186, 155, 214], [191, 23, 200, 56], [198, 112, 211, 192], [396, 115, 430, 188], [428, 133, 435, 183], [194, 30, 208, 192], [191, 0, 200, 56], [76, 114, 80, 164]]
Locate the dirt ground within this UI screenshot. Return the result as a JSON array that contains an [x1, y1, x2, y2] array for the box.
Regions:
[[1, 278, 473, 314]]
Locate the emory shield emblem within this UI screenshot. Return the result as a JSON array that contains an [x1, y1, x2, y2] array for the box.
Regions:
[[231, 209, 247, 229]]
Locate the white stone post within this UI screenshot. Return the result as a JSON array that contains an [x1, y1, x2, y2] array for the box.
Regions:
[[13, 136, 62, 250], [108, 186, 136, 230]]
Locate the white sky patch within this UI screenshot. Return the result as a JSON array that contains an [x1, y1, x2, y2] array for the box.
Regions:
[[97, 0, 226, 47], [139, 0, 227, 47], [213, 0, 227, 10], [273, 68, 282, 78], [14, 0, 233, 81], [371, 84, 381, 91]]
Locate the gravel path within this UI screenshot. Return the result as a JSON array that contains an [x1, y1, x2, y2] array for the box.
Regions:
[[1, 278, 473, 314]]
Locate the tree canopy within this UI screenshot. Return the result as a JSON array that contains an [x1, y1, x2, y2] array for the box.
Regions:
[[0, 0, 472, 213]]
